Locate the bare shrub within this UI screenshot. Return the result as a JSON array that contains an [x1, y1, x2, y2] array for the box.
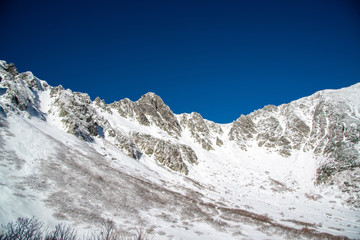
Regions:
[[98, 219, 118, 240], [0, 217, 43, 240], [45, 223, 77, 240], [88, 222, 152, 240], [0, 217, 154, 240], [87, 219, 118, 240]]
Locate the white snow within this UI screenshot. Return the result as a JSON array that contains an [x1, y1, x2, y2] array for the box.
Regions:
[[1, 62, 359, 239], [0, 106, 353, 239]]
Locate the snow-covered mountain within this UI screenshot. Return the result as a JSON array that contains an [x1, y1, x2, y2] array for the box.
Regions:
[[0, 60, 359, 239]]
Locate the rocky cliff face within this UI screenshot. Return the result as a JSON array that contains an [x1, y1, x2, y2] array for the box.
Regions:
[[1, 60, 359, 206], [225, 88, 360, 206], [226, 87, 360, 205], [179, 112, 223, 151], [0, 61, 198, 174], [132, 133, 197, 174], [0, 61, 46, 119], [110, 92, 182, 138]]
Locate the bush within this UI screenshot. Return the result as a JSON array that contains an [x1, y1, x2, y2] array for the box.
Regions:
[[0, 217, 153, 240], [0, 217, 43, 240], [88, 219, 118, 240], [45, 224, 77, 240]]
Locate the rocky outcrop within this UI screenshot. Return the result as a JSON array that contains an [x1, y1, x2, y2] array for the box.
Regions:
[[228, 88, 359, 158], [49, 86, 113, 141], [113, 133, 141, 160], [111, 98, 150, 126], [228, 103, 311, 156], [3, 62, 18, 76], [44, 82, 198, 174], [227, 85, 360, 206], [137, 93, 182, 137], [229, 115, 257, 150], [179, 112, 223, 151], [309, 97, 360, 192], [111, 93, 182, 138], [132, 133, 198, 174], [0, 61, 46, 119], [36, 79, 197, 174], [94, 97, 112, 114]]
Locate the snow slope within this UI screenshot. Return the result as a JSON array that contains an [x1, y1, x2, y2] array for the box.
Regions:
[[0, 60, 359, 239]]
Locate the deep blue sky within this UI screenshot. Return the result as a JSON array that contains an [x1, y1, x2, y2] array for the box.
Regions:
[[1, 0, 359, 123]]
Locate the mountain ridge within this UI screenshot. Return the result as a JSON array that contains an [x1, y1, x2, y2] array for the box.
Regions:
[[1, 60, 359, 239], [1, 59, 359, 192]]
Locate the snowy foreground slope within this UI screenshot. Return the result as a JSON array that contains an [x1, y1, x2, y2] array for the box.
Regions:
[[0, 60, 359, 239]]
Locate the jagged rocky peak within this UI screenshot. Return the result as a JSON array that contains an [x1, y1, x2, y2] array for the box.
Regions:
[[226, 84, 360, 206], [309, 87, 360, 158], [179, 112, 224, 151], [0, 60, 7, 69], [94, 96, 104, 110], [228, 114, 257, 150], [0, 61, 197, 174], [247, 102, 312, 157], [0, 61, 47, 92], [228, 83, 360, 159], [138, 91, 162, 105], [48, 86, 110, 141], [46, 85, 197, 174], [307, 85, 360, 206], [20, 71, 48, 92], [110, 98, 141, 121], [111, 92, 182, 138], [0, 61, 45, 118], [136, 92, 182, 137], [0, 61, 18, 76]]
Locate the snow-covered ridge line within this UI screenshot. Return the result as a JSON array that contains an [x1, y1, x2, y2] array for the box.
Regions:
[[1, 60, 360, 239], [1, 60, 359, 180]]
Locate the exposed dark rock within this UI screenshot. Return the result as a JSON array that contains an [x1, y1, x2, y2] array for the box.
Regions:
[[111, 93, 182, 138], [0, 63, 44, 119], [19, 71, 44, 91], [229, 115, 256, 150], [137, 93, 182, 137], [216, 137, 223, 147], [179, 112, 217, 151], [49, 89, 113, 141], [5, 62, 19, 76], [111, 98, 150, 126], [114, 134, 141, 160], [132, 133, 198, 174]]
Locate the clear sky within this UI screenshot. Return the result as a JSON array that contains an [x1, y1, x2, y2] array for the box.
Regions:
[[1, 0, 359, 123]]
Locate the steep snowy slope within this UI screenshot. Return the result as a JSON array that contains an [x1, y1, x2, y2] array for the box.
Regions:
[[0, 60, 359, 239]]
